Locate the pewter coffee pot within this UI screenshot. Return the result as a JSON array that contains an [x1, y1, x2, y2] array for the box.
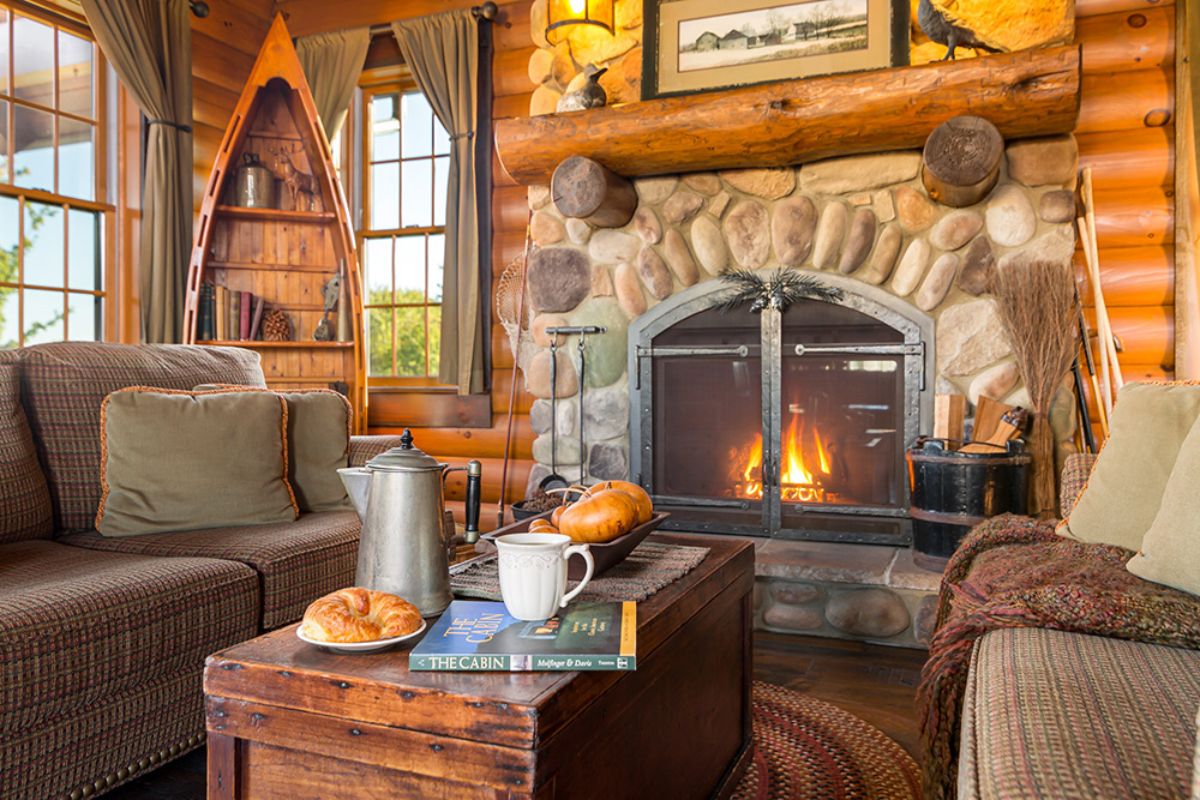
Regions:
[[338, 429, 480, 617]]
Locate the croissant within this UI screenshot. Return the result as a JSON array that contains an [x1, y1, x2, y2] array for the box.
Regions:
[[300, 587, 422, 643]]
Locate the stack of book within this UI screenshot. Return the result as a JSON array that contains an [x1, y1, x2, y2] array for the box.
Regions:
[[197, 283, 267, 342]]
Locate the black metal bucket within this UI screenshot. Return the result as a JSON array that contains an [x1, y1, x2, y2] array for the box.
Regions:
[[906, 438, 1031, 559]]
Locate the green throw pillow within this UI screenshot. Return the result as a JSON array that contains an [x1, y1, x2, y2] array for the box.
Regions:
[[1058, 382, 1200, 551], [97, 388, 298, 536], [1127, 413, 1200, 595], [194, 386, 351, 512]]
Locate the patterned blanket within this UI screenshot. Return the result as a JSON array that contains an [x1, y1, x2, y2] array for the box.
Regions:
[[917, 514, 1200, 800]]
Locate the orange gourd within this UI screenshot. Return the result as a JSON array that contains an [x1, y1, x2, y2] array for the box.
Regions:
[[558, 488, 639, 544], [584, 480, 653, 524]]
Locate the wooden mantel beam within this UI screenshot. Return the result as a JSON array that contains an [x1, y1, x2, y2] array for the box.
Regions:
[[494, 45, 1082, 186]]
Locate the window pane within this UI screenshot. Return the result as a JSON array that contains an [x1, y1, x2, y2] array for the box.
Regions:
[[427, 233, 444, 303], [0, 100, 9, 184], [370, 162, 399, 229], [393, 305, 425, 377], [0, 286, 15, 348], [370, 93, 399, 161], [0, 10, 9, 96], [13, 15, 53, 106], [24, 201, 62, 288], [401, 92, 432, 158], [58, 31, 93, 118], [428, 304, 441, 377], [58, 117, 94, 201], [433, 117, 449, 157], [68, 207, 99, 291], [394, 235, 424, 300], [363, 236, 392, 304], [13, 104, 54, 192], [22, 288, 63, 344], [0, 195, 16, 286], [433, 156, 448, 227], [367, 307, 393, 376], [401, 159, 432, 228], [66, 290, 97, 340]]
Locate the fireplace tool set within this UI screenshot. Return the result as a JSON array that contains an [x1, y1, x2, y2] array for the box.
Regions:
[[542, 325, 607, 491]]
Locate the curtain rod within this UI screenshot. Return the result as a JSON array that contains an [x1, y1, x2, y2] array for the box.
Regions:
[[367, 1, 498, 35]]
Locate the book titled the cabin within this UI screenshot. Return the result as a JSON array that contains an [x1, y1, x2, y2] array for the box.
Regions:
[[409, 600, 637, 672]]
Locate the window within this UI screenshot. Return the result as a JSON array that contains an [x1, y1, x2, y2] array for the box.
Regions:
[[359, 80, 450, 386], [0, 5, 108, 349]]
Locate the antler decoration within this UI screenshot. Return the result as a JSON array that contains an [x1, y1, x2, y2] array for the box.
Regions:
[[716, 268, 843, 314]]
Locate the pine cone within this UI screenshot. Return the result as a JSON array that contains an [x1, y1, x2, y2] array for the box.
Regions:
[[262, 309, 292, 341]]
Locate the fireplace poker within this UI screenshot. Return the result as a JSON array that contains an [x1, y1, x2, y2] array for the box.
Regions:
[[538, 334, 570, 493], [546, 325, 607, 485]]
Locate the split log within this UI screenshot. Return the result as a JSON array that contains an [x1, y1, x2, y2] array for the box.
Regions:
[[921, 116, 1004, 208], [550, 155, 637, 228]]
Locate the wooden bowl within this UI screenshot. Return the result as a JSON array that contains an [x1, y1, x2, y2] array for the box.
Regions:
[[484, 510, 670, 579]]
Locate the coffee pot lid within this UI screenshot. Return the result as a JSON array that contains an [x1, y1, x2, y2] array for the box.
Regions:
[[365, 429, 442, 471]]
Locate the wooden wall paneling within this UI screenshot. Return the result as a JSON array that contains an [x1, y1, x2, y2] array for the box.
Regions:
[[1084, 305, 1175, 368], [1077, 68, 1173, 134], [1075, 245, 1175, 308], [1088, 186, 1173, 249], [1077, 6, 1174, 73], [1077, 0, 1174, 17], [274, 0, 527, 37], [1175, 0, 1200, 377], [1076, 127, 1173, 191]]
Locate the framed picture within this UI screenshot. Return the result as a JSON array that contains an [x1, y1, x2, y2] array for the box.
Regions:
[[642, 0, 910, 99]]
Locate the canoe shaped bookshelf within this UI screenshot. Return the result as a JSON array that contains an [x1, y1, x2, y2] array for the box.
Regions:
[[183, 13, 367, 432]]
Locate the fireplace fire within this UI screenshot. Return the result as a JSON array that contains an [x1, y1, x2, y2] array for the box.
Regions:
[[734, 416, 836, 505]]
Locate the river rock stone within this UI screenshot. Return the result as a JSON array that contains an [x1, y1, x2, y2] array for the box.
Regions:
[[524, 348, 578, 398], [635, 176, 678, 205], [824, 588, 911, 638], [891, 238, 930, 296], [914, 596, 937, 646], [530, 397, 575, 436], [565, 217, 591, 244], [662, 189, 704, 225], [530, 85, 561, 116], [532, 432, 583, 466], [530, 210, 565, 245], [929, 210, 983, 252], [838, 208, 876, 275], [874, 190, 896, 222], [857, 223, 902, 285], [1039, 189, 1076, 223], [771, 582, 821, 605], [998, 225, 1076, 273], [583, 378, 630, 441], [915, 252, 959, 310], [587, 441, 629, 481], [589, 229, 640, 264], [598, 46, 640, 105], [663, 228, 700, 287], [636, 245, 674, 299], [772, 196, 817, 266], [799, 152, 921, 195], [958, 237, 995, 296], [763, 604, 824, 632], [683, 173, 721, 195], [718, 167, 796, 200], [528, 184, 550, 209], [527, 48, 554, 85], [692, 215, 727, 274], [708, 190, 732, 218], [812, 202, 847, 270], [528, 247, 590, 312], [531, 313, 568, 347], [632, 206, 662, 245], [1006, 135, 1078, 187], [969, 361, 1020, 405], [895, 186, 939, 232], [616, 0, 641, 29], [530, 0, 549, 47], [569, 297, 628, 387], [986, 185, 1037, 247], [724, 200, 771, 268], [937, 299, 1009, 376], [591, 264, 614, 297], [614, 262, 647, 318]]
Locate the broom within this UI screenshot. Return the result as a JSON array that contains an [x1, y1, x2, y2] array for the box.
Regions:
[[991, 258, 1079, 518]]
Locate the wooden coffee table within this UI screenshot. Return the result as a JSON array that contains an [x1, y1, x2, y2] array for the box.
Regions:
[[203, 533, 754, 799]]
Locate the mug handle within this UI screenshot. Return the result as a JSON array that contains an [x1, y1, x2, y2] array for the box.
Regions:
[[560, 544, 594, 607]]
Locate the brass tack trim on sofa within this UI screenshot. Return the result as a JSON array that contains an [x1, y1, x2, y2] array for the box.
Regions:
[[65, 731, 206, 800]]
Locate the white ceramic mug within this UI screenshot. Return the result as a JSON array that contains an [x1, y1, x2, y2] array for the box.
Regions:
[[495, 533, 595, 621]]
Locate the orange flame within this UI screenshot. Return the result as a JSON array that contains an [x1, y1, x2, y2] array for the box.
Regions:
[[735, 416, 832, 503]]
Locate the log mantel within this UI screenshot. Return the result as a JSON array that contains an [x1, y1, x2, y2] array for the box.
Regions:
[[494, 45, 1082, 186]]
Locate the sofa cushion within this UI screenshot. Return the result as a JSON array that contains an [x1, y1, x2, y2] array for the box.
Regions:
[[958, 627, 1200, 800], [0, 362, 52, 543], [60, 511, 360, 628], [0, 540, 259, 734], [15, 343, 266, 531]]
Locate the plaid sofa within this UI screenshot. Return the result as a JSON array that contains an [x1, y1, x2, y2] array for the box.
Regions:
[[0, 343, 401, 800], [957, 452, 1200, 800]]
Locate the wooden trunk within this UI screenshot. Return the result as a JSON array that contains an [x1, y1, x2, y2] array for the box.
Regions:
[[183, 14, 367, 432]]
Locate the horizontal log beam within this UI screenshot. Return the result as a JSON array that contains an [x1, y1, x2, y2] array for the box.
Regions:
[[495, 45, 1082, 185]]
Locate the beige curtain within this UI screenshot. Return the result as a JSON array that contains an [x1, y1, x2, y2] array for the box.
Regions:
[[81, 0, 191, 344], [392, 11, 483, 395], [296, 28, 371, 141]]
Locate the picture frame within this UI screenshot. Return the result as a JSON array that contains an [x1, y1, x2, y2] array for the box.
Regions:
[[642, 0, 910, 100]]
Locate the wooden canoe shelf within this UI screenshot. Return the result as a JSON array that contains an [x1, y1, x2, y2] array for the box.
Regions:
[[494, 45, 1082, 185], [213, 205, 337, 223], [197, 340, 354, 349]]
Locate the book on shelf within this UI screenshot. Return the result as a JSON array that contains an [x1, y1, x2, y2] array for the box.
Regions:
[[239, 291, 252, 340], [249, 295, 265, 341], [197, 283, 215, 341], [214, 285, 227, 341], [229, 292, 239, 341], [409, 600, 636, 672]]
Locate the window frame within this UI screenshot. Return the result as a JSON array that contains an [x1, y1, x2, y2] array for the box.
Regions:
[[0, 1, 114, 348]]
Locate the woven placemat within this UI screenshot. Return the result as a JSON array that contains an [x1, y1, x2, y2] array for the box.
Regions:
[[451, 541, 710, 603]]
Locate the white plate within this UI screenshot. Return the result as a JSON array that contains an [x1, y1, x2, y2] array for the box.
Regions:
[[296, 619, 427, 654]]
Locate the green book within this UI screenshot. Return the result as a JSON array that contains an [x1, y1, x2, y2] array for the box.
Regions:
[[409, 600, 637, 672]]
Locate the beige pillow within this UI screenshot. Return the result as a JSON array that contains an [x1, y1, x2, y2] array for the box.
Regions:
[[1058, 382, 1200, 550], [1127, 414, 1200, 595], [97, 388, 298, 536], [195, 385, 351, 512]]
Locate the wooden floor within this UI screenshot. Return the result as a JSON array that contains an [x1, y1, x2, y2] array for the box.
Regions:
[[106, 633, 927, 799]]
